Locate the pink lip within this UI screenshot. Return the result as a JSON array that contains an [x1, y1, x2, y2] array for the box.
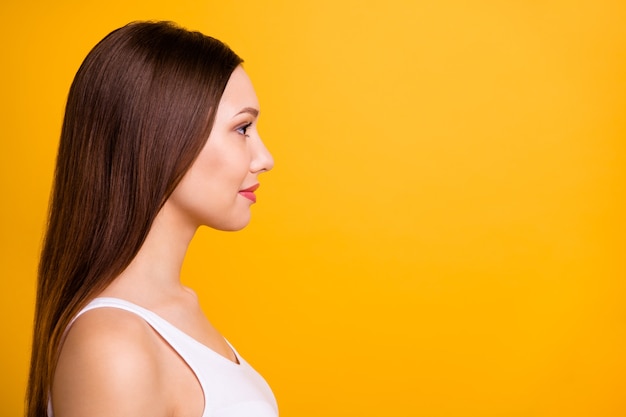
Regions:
[[239, 183, 259, 203]]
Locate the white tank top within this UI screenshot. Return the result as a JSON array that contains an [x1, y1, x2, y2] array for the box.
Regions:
[[48, 297, 278, 417]]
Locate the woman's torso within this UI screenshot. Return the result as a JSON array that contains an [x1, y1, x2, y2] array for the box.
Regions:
[[49, 297, 278, 417]]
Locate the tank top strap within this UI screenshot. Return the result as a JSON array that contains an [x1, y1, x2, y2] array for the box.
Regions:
[[73, 297, 180, 337], [71, 297, 214, 368]]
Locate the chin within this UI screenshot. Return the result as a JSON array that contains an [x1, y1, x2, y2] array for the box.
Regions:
[[208, 214, 251, 232], [220, 223, 249, 232]]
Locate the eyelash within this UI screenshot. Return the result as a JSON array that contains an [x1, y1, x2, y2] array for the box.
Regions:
[[236, 122, 253, 137]]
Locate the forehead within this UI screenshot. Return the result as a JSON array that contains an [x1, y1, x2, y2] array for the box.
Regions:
[[217, 66, 259, 117]]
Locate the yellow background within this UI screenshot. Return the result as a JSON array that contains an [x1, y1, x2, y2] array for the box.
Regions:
[[1, 1, 625, 416]]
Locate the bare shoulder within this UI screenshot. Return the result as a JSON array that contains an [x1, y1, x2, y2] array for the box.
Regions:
[[52, 308, 171, 417]]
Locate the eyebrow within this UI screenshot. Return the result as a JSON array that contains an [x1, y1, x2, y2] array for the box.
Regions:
[[234, 107, 259, 118]]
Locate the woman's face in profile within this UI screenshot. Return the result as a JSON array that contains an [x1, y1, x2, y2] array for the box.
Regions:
[[166, 66, 274, 232]]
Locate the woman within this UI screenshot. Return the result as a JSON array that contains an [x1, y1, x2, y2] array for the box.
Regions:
[[26, 21, 276, 417]]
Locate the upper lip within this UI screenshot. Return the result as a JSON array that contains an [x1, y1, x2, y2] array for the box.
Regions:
[[240, 183, 260, 192]]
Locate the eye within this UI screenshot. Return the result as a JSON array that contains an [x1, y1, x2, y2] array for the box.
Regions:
[[236, 122, 252, 137]]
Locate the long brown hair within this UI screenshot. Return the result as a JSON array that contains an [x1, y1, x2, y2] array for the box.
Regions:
[[26, 21, 242, 417]]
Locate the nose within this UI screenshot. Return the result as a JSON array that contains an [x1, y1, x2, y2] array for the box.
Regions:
[[250, 135, 274, 174]]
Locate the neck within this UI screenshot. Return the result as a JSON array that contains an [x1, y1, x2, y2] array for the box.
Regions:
[[100, 201, 198, 305]]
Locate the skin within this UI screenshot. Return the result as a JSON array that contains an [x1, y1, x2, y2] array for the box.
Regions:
[[52, 66, 273, 417]]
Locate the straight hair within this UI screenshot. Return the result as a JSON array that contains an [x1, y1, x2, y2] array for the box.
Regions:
[[26, 21, 242, 417]]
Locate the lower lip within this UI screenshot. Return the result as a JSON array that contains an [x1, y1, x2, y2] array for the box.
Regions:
[[239, 191, 256, 203]]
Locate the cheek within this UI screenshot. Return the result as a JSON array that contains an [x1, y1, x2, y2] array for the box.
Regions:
[[177, 138, 251, 203], [213, 147, 252, 184], [202, 157, 246, 193]]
